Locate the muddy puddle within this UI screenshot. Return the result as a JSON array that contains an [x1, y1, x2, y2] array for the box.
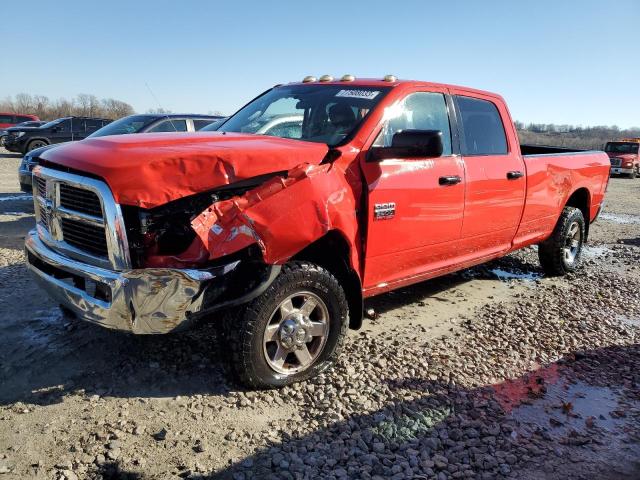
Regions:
[[492, 364, 637, 441], [489, 268, 541, 281]]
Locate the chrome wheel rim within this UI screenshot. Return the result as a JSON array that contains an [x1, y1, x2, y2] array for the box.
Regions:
[[563, 221, 581, 264], [262, 291, 329, 375], [29, 141, 45, 151]]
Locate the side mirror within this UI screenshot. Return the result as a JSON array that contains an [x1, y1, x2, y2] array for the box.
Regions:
[[368, 129, 444, 162]]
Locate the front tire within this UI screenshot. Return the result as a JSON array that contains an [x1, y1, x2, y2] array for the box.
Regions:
[[538, 207, 585, 276], [226, 261, 349, 388], [27, 139, 48, 152]]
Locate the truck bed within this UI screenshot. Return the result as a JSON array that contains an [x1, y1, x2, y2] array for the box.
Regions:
[[520, 144, 588, 156]]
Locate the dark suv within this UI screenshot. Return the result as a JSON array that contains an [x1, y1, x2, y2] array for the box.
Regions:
[[5, 116, 111, 154]]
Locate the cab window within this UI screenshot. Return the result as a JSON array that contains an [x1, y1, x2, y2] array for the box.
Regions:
[[373, 92, 452, 155], [455, 96, 508, 155]]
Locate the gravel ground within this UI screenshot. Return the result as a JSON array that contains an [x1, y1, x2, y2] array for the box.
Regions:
[[0, 148, 639, 479]]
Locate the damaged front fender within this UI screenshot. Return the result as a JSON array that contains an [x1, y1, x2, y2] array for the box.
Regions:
[[189, 162, 361, 269]]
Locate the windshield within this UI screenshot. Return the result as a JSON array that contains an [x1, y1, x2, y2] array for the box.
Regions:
[[218, 84, 391, 146], [40, 118, 66, 129], [89, 115, 156, 138], [605, 142, 639, 154]]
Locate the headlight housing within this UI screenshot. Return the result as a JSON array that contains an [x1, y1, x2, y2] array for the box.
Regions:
[[16, 131, 26, 137]]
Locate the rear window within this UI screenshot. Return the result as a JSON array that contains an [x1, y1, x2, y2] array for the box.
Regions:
[[0, 115, 13, 123], [456, 96, 508, 155], [15, 115, 34, 123], [148, 119, 188, 132]]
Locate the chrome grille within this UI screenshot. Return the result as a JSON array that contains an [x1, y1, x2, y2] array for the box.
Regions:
[[38, 204, 50, 230], [32, 166, 131, 270], [59, 184, 103, 217], [60, 218, 108, 256], [36, 176, 47, 198]]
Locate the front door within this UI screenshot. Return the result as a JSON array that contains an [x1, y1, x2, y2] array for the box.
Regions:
[[452, 93, 526, 257], [361, 90, 465, 292], [52, 119, 73, 144]]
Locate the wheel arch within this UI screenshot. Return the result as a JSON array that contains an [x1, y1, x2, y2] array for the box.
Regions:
[[564, 187, 591, 241], [25, 137, 50, 152], [291, 230, 363, 330]]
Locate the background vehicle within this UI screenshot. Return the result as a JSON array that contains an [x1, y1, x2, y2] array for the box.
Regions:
[[25, 77, 610, 389], [0, 120, 46, 147], [605, 138, 640, 178], [87, 113, 223, 138], [17, 114, 224, 192], [0, 112, 39, 130], [4, 116, 111, 154]]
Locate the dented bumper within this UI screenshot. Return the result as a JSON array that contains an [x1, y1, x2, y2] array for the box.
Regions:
[[25, 229, 240, 334]]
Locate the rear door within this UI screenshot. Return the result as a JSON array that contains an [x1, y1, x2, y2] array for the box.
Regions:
[[452, 93, 526, 256], [361, 88, 465, 291], [84, 118, 104, 136], [70, 118, 86, 140]]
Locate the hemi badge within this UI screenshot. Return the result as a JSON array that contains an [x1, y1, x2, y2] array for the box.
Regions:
[[374, 202, 396, 220]]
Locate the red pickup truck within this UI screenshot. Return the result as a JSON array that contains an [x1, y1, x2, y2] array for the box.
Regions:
[[25, 77, 610, 387]]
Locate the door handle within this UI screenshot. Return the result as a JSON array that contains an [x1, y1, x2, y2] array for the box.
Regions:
[[507, 171, 524, 180], [439, 175, 462, 186]]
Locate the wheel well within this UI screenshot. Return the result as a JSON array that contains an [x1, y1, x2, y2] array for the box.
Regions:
[[292, 231, 363, 330], [565, 187, 591, 240]]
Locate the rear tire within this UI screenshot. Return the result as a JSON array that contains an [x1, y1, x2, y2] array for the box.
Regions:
[[538, 207, 585, 276], [225, 261, 349, 389]]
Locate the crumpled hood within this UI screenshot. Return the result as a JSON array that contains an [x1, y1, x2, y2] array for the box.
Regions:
[[40, 132, 329, 208]]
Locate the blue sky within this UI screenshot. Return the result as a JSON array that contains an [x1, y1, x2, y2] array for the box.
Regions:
[[4, 0, 639, 128]]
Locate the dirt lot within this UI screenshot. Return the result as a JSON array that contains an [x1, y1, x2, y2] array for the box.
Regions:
[[0, 148, 638, 480]]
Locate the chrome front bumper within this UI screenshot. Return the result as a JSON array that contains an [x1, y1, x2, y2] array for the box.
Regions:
[[610, 167, 633, 175], [25, 229, 239, 334]]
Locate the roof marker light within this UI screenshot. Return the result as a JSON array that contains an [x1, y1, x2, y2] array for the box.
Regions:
[[383, 74, 397, 82], [302, 76, 317, 83], [341, 74, 355, 82], [319, 75, 334, 82]]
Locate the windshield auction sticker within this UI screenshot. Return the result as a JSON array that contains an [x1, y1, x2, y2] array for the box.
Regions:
[[336, 89, 380, 100]]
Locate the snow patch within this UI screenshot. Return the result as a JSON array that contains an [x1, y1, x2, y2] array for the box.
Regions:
[[0, 194, 32, 202]]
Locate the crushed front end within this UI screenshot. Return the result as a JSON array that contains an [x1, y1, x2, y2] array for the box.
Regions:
[[25, 165, 278, 334]]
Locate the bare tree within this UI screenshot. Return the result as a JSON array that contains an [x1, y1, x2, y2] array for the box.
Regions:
[[0, 93, 136, 121]]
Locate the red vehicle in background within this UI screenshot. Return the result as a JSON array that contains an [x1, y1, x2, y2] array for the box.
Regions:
[[0, 112, 39, 129], [24, 76, 610, 388], [0, 113, 40, 147], [605, 138, 640, 178]]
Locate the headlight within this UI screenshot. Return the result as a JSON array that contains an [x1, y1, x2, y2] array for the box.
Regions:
[[16, 132, 26, 137]]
